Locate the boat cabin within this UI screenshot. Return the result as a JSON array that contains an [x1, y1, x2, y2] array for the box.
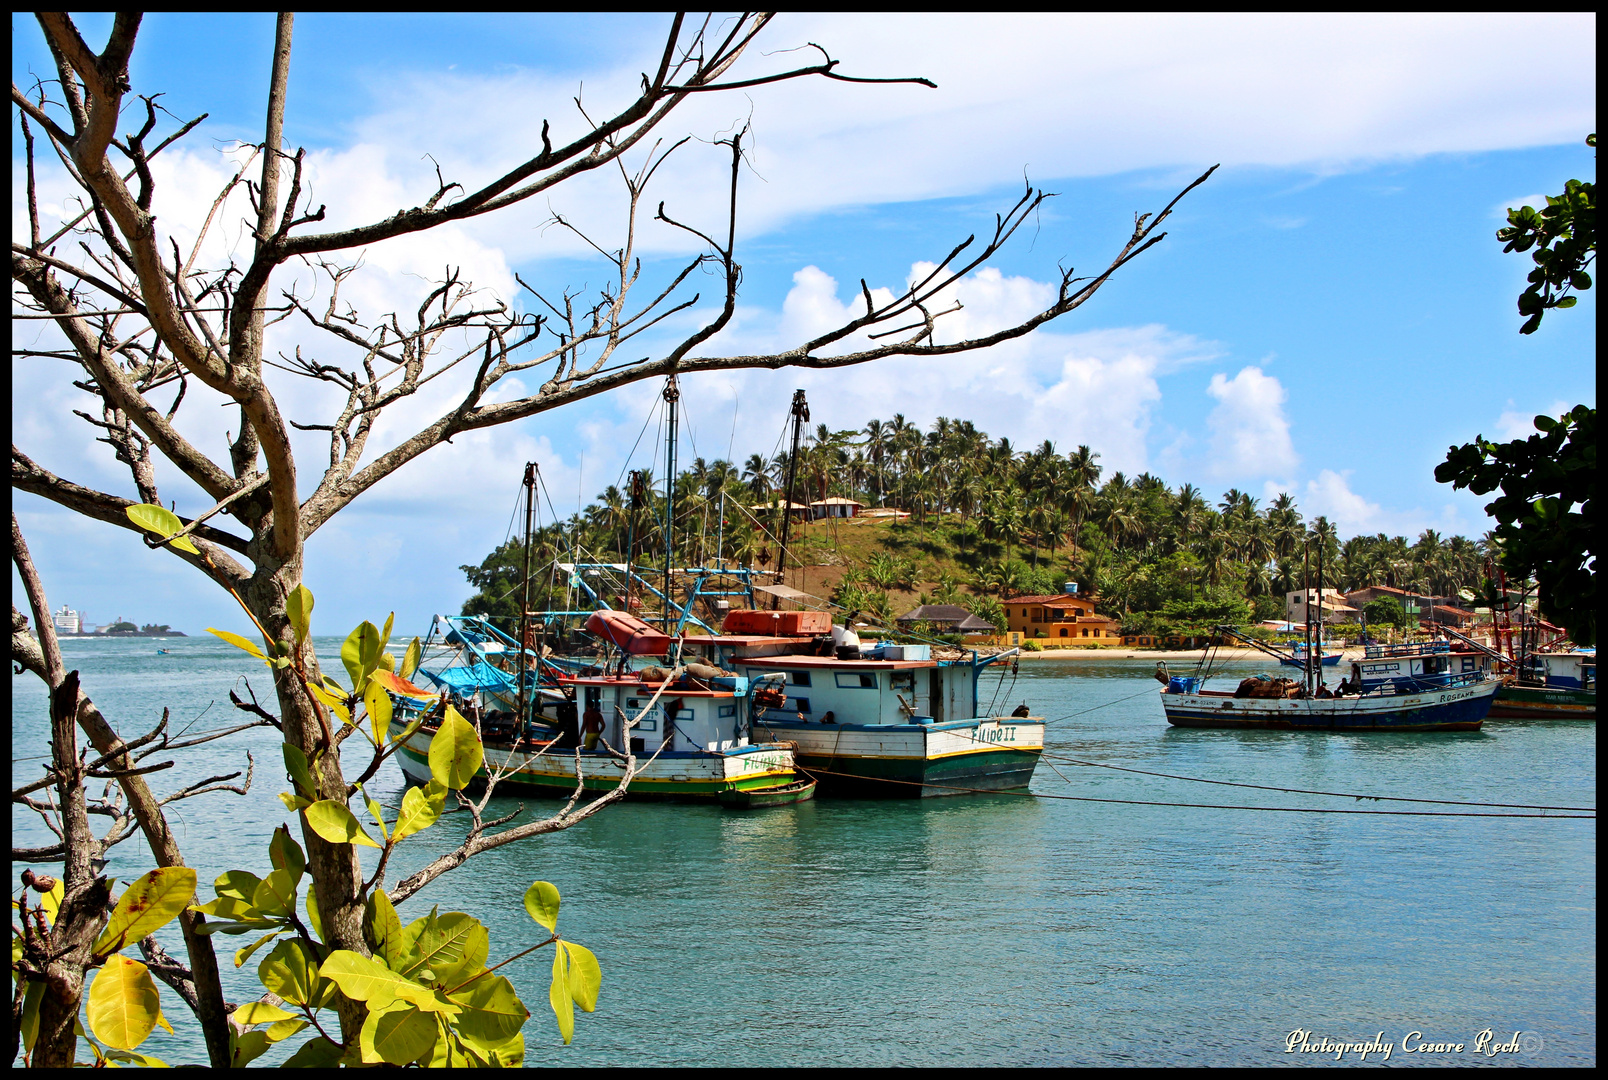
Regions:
[[1355, 641, 1487, 693], [549, 674, 752, 754], [1523, 652, 1596, 691]]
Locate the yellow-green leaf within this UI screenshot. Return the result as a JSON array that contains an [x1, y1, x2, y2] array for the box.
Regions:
[[381, 612, 395, 651], [307, 681, 351, 722], [392, 784, 442, 841], [264, 1017, 308, 1043], [231, 1029, 272, 1067], [562, 941, 601, 1013], [428, 708, 483, 790], [342, 621, 383, 694], [286, 585, 314, 644], [40, 877, 64, 927], [549, 945, 575, 1045], [95, 867, 198, 956], [233, 929, 283, 968], [401, 637, 422, 679], [305, 887, 323, 942], [252, 868, 297, 918], [319, 950, 460, 1016], [523, 881, 560, 933], [281, 1035, 343, 1068], [397, 912, 486, 987], [125, 503, 201, 555], [363, 681, 393, 747], [365, 888, 404, 969], [269, 825, 306, 885], [103, 1048, 172, 1068], [449, 971, 529, 1049], [213, 870, 262, 903], [232, 1001, 298, 1027], [282, 743, 318, 800], [356, 782, 389, 842], [19, 979, 43, 1052], [259, 940, 317, 1007], [304, 800, 382, 848], [278, 791, 311, 813], [87, 954, 160, 1051], [360, 1002, 437, 1065], [208, 628, 266, 660]]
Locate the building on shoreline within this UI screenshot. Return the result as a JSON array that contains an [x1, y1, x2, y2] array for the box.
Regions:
[[1003, 588, 1123, 646]]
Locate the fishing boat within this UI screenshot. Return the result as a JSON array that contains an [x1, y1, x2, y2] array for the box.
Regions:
[[388, 615, 810, 802], [1276, 641, 1341, 668], [1488, 651, 1596, 720], [687, 623, 1044, 797], [1160, 636, 1498, 732]]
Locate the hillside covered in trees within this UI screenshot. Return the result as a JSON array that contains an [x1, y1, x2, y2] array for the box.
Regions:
[[461, 414, 1497, 640]]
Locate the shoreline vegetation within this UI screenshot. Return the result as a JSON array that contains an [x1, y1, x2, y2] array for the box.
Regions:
[[460, 414, 1499, 648]]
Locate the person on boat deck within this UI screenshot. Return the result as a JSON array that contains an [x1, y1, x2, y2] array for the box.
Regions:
[[820, 711, 836, 725], [1012, 704, 1031, 717], [581, 705, 605, 750]]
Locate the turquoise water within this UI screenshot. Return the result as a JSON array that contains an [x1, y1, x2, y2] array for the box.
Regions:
[[14, 637, 1596, 1066]]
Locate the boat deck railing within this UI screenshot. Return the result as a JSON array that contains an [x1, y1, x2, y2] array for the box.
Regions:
[[1363, 640, 1452, 659], [1363, 669, 1487, 695]]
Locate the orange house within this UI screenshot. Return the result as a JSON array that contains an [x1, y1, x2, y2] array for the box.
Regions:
[[1003, 593, 1123, 644]]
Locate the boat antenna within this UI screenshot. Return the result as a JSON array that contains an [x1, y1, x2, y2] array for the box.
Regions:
[[773, 389, 810, 611], [518, 462, 537, 726]]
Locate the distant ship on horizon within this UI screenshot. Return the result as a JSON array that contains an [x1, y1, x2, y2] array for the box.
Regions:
[[48, 605, 186, 636]]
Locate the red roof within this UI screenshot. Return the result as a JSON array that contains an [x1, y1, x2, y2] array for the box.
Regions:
[[1006, 594, 1095, 606]]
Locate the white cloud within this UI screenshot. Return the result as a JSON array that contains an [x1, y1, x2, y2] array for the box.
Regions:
[[1493, 400, 1571, 441], [1299, 469, 1480, 540], [1204, 366, 1297, 479]]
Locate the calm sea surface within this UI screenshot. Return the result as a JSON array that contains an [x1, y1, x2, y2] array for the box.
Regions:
[[13, 637, 1596, 1067]]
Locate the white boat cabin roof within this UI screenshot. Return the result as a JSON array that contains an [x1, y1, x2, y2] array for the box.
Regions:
[[729, 652, 939, 671]]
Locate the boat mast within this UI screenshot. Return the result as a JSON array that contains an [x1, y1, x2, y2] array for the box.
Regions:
[[662, 375, 680, 629], [1315, 530, 1325, 691], [772, 389, 810, 611], [518, 462, 537, 724], [1303, 540, 1313, 696]]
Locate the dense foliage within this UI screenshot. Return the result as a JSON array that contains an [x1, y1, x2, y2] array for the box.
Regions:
[[1497, 134, 1595, 335], [463, 415, 1497, 640], [1436, 406, 1595, 646]]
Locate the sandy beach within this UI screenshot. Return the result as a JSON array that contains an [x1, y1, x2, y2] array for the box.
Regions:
[[952, 646, 1367, 663]]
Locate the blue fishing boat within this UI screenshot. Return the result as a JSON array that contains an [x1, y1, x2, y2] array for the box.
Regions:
[[1160, 632, 1496, 732], [1276, 641, 1341, 668]]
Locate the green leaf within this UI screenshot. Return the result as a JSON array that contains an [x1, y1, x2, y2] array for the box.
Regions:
[[87, 954, 160, 1051], [562, 941, 601, 1013], [19, 978, 44, 1052], [125, 503, 201, 555], [307, 681, 351, 722], [259, 940, 317, 1006], [232, 1001, 299, 1027], [233, 929, 283, 968], [39, 877, 64, 927], [213, 870, 263, 903], [281, 1036, 344, 1068], [104, 1048, 173, 1067], [391, 783, 442, 840], [304, 799, 382, 848], [401, 637, 422, 679], [279, 791, 311, 813], [269, 825, 306, 885], [448, 972, 529, 1049], [282, 743, 318, 801], [364, 888, 404, 969], [207, 627, 266, 660], [549, 944, 575, 1044], [363, 680, 393, 747], [381, 612, 395, 651], [252, 868, 298, 918], [231, 1029, 272, 1067], [398, 912, 487, 987], [94, 867, 198, 956], [523, 880, 560, 933], [428, 708, 483, 790], [319, 949, 460, 1016], [378, 650, 397, 673], [286, 585, 314, 644], [360, 1002, 438, 1065]]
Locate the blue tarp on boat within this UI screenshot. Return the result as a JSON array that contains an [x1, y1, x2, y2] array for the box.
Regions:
[[415, 661, 514, 695]]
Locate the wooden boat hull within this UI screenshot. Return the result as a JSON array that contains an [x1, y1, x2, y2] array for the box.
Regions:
[[1278, 653, 1341, 667], [753, 717, 1044, 797], [389, 720, 802, 801], [1159, 679, 1498, 732], [1486, 685, 1596, 720], [718, 777, 817, 808]]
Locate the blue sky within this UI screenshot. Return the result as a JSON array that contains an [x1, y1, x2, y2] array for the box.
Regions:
[[11, 13, 1596, 635]]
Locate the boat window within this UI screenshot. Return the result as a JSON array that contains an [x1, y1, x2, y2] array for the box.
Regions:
[[718, 704, 736, 718], [787, 671, 812, 686], [786, 697, 811, 713], [836, 672, 877, 689], [636, 716, 658, 732], [626, 699, 640, 709]]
